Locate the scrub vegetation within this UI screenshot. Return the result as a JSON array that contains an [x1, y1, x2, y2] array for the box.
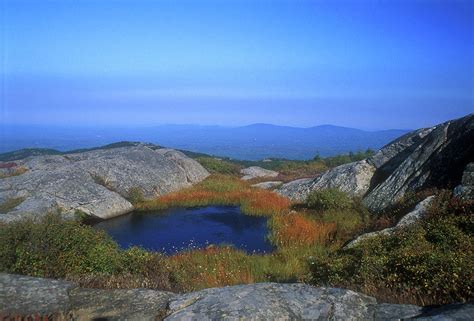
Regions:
[[310, 191, 473, 306], [194, 149, 376, 181], [0, 173, 472, 306]]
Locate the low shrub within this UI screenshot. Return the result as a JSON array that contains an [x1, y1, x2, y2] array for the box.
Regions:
[[0, 214, 122, 277], [196, 157, 241, 175], [0, 214, 173, 290], [320, 209, 365, 239], [309, 191, 474, 305], [306, 189, 353, 211], [322, 149, 375, 167]]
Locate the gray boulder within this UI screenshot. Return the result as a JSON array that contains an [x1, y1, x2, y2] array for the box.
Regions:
[[0, 145, 209, 222], [278, 114, 474, 211], [0, 273, 173, 321], [166, 283, 377, 320], [241, 166, 279, 180], [279, 160, 375, 201], [0, 273, 76, 318], [1, 273, 472, 320]]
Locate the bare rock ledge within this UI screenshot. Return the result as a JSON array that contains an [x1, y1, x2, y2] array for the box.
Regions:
[[0, 144, 209, 222], [1, 274, 472, 321]]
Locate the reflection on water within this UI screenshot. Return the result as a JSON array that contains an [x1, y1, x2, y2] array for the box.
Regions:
[[92, 206, 274, 254]]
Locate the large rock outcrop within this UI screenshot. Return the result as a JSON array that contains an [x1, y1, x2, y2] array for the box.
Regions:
[[279, 114, 474, 211], [1, 273, 472, 320], [0, 144, 209, 222]]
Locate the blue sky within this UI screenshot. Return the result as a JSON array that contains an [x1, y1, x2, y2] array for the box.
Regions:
[[1, 0, 473, 129]]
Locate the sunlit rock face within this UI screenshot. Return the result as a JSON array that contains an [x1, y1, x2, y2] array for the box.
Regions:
[[279, 114, 474, 212], [0, 144, 209, 222]]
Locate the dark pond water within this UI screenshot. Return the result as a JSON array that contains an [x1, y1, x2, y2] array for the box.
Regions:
[[92, 206, 274, 255]]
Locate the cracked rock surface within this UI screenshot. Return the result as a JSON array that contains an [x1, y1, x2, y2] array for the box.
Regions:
[[1, 274, 472, 321], [166, 283, 378, 320], [0, 145, 209, 222]]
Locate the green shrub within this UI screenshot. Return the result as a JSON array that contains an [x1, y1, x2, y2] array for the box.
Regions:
[[306, 189, 353, 211], [322, 149, 375, 167], [309, 191, 474, 305], [320, 209, 364, 238], [0, 213, 172, 290], [0, 214, 122, 277]]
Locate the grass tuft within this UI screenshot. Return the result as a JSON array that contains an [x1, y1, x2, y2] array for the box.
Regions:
[[270, 212, 337, 247]]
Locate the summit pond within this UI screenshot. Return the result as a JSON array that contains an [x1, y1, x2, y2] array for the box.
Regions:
[[92, 206, 274, 255]]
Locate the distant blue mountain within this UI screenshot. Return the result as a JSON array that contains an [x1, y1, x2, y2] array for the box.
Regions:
[[0, 124, 410, 160]]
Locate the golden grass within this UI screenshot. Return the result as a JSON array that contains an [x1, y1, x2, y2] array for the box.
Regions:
[[270, 212, 337, 247], [167, 246, 256, 291], [136, 175, 290, 216]]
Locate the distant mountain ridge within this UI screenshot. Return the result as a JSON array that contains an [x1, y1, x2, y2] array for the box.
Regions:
[[0, 124, 410, 161]]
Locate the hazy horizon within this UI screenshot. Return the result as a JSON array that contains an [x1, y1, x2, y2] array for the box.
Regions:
[[2, 0, 473, 130], [1, 121, 416, 131]]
